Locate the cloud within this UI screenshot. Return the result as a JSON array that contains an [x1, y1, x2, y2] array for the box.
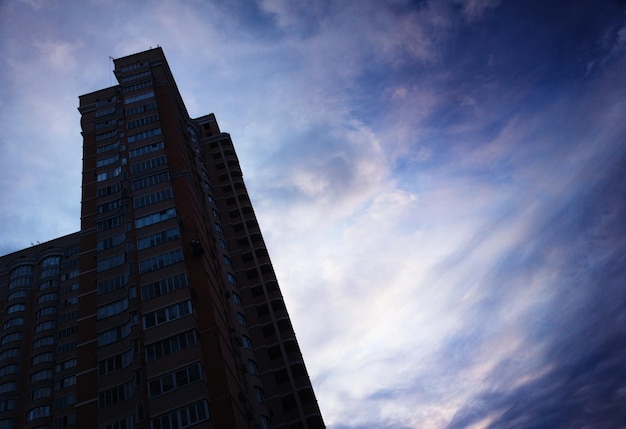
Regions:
[[16, 0, 54, 10], [456, 0, 500, 23], [32, 39, 82, 72], [445, 173, 626, 427]]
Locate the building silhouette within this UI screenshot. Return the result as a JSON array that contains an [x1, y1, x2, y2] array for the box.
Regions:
[[0, 48, 324, 429]]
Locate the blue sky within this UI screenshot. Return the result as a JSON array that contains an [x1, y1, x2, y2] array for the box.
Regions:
[[1, 0, 626, 427]]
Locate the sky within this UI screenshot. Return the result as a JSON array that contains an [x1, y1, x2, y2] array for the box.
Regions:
[[1, 0, 626, 428]]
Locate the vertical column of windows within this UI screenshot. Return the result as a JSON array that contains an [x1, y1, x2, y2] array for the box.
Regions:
[[30, 280, 67, 387]]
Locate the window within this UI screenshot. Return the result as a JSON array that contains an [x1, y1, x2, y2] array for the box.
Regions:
[[31, 369, 53, 383], [33, 336, 55, 350], [32, 352, 54, 366], [125, 101, 157, 117], [236, 312, 247, 327], [123, 80, 152, 94], [61, 257, 79, 269], [242, 336, 252, 350], [96, 118, 116, 129], [0, 365, 19, 377], [131, 171, 169, 191], [98, 297, 129, 319], [248, 360, 258, 375], [7, 290, 28, 300], [261, 416, 272, 429], [97, 166, 122, 182], [143, 300, 192, 329], [37, 293, 57, 304], [34, 320, 56, 333], [58, 326, 77, 338], [59, 311, 77, 322], [135, 208, 176, 228], [138, 248, 184, 274], [133, 188, 172, 209], [150, 400, 209, 429], [101, 416, 134, 429], [141, 273, 188, 300], [124, 91, 154, 105], [98, 199, 121, 214], [97, 233, 126, 251], [54, 393, 76, 410], [55, 358, 77, 373], [130, 154, 166, 173], [3, 318, 24, 329], [60, 283, 79, 294], [97, 181, 121, 197], [231, 292, 241, 305], [6, 303, 26, 314], [145, 330, 197, 362], [99, 382, 134, 407], [148, 363, 203, 398], [98, 274, 128, 295], [127, 127, 161, 143], [0, 383, 17, 394], [128, 140, 163, 158], [27, 406, 51, 421], [98, 321, 132, 347], [96, 130, 118, 142], [53, 413, 76, 429], [97, 153, 120, 167], [55, 375, 76, 390], [120, 61, 147, 72], [96, 97, 115, 107], [36, 307, 56, 318], [223, 255, 232, 266], [39, 279, 58, 290], [97, 252, 126, 272], [255, 386, 265, 403], [30, 387, 52, 401], [57, 341, 76, 354], [0, 347, 20, 361], [97, 140, 119, 154], [98, 349, 133, 376], [60, 297, 78, 308], [0, 400, 15, 412], [227, 273, 237, 285], [121, 70, 151, 82], [127, 114, 159, 130], [41, 255, 61, 268], [8, 276, 32, 289], [11, 264, 33, 278], [215, 223, 223, 233], [137, 227, 180, 250], [96, 214, 124, 232], [0, 419, 13, 429], [1, 332, 22, 345]]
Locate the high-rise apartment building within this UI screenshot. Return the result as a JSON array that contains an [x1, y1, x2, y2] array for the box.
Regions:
[[0, 48, 324, 429]]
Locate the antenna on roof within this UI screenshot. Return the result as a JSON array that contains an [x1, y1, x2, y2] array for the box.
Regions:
[[109, 56, 115, 87]]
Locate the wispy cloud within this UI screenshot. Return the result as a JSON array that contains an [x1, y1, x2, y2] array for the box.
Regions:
[[456, 0, 501, 23]]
